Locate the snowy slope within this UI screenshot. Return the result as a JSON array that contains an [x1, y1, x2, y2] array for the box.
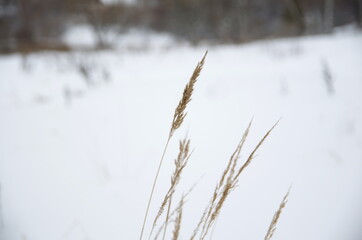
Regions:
[[0, 29, 362, 240]]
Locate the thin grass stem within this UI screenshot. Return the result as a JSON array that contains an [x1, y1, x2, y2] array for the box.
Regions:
[[162, 196, 173, 240], [139, 136, 171, 240]]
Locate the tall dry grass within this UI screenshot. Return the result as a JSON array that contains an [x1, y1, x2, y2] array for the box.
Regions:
[[139, 51, 207, 240], [140, 51, 290, 240]]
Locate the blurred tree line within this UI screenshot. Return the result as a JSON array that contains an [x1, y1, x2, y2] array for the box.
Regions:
[[149, 0, 362, 42], [0, 0, 361, 53], [0, 0, 141, 52]]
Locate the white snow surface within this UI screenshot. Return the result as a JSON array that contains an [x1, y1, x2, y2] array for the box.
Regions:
[[0, 29, 362, 240]]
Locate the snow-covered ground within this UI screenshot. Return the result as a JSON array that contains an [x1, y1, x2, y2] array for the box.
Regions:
[[0, 28, 362, 240]]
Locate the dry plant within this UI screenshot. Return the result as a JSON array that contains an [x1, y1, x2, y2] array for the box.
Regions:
[[152, 182, 200, 240], [150, 120, 283, 240], [140, 51, 290, 240], [264, 188, 290, 240], [172, 196, 184, 240], [169, 51, 208, 138], [149, 138, 192, 239], [139, 51, 207, 240], [190, 120, 279, 240]]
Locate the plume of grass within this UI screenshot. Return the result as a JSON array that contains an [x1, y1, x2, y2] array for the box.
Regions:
[[139, 52, 207, 240], [153, 180, 200, 240], [264, 188, 290, 240], [149, 194, 187, 240], [191, 120, 279, 240], [172, 196, 184, 240], [169, 51, 207, 138], [162, 139, 192, 240], [190, 121, 252, 240], [149, 138, 192, 239]]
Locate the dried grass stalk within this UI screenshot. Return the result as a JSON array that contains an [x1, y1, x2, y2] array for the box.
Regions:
[[199, 121, 252, 239], [191, 120, 279, 240], [149, 139, 192, 239], [162, 196, 173, 240], [172, 196, 184, 240], [231, 120, 279, 186], [189, 121, 252, 240], [264, 188, 290, 240], [153, 181, 200, 240], [140, 52, 207, 240], [169, 51, 208, 138]]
